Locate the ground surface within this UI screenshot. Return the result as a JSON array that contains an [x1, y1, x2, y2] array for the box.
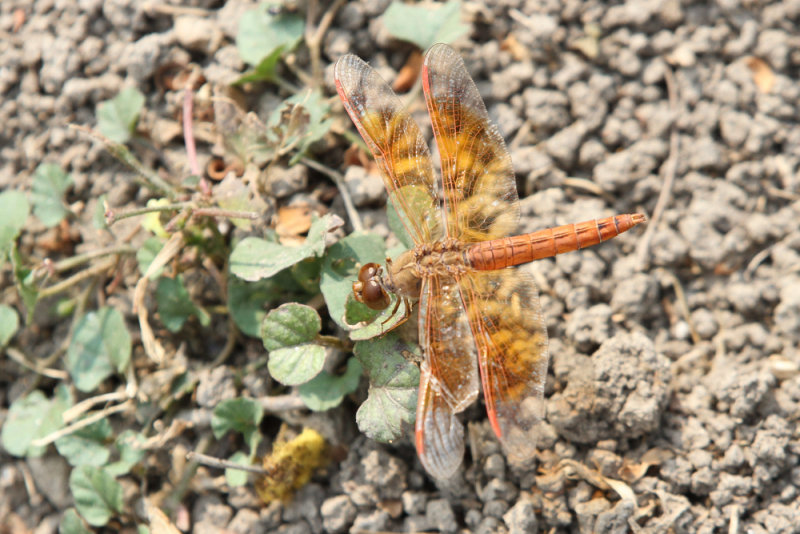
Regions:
[[2, 0, 800, 533]]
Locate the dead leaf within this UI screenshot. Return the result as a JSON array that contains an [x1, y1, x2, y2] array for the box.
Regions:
[[146, 501, 182, 534], [619, 448, 673, 483], [745, 57, 775, 93], [276, 204, 313, 243], [392, 49, 424, 92], [501, 34, 529, 61]]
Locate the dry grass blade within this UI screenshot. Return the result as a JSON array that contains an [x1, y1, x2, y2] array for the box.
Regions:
[[135, 232, 184, 364]]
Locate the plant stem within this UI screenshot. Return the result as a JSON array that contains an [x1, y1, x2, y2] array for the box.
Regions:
[[301, 157, 364, 232]]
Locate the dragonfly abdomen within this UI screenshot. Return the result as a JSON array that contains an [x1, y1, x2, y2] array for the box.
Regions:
[[467, 213, 646, 270]]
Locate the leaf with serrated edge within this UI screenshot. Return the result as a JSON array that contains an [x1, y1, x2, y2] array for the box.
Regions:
[[354, 333, 420, 442]]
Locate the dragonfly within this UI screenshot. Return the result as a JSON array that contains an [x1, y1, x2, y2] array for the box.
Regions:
[[334, 44, 645, 479]]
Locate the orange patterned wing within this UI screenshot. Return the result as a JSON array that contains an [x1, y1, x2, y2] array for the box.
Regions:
[[334, 54, 442, 244], [418, 276, 480, 412], [459, 268, 549, 462], [422, 43, 519, 243], [415, 361, 464, 480]]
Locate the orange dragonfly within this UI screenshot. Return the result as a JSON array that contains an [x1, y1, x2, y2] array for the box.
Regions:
[[334, 44, 645, 479]]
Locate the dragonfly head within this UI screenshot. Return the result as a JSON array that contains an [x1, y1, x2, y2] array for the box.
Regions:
[[353, 262, 391, 310]]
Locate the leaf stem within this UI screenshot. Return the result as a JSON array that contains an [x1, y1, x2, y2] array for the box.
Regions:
[[186, 451, 270, 474], [30, 399, 134, 447], [38, 258, 118, 299], [50, 245, 137, 273], [106, 201, 194, 225]]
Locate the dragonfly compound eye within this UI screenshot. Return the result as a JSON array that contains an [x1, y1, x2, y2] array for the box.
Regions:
[[354, 263, 390, 310]]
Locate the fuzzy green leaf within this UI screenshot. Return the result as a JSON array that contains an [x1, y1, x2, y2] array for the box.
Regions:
[[298, 357, 362, 411], [262, 303, 325, 385], [0, 190, 30, 260], [136, 237, 166, 279], [66, 307, 132, 392], [235, 46, 284, 84], [0, 304, 19, 347], [261, 302, 321, 350], [1, 385, 73, 457], [96, 87, 145, 143], [320, 232, 386, 330], [236, 5, 303, 66], [225, 451, 251, 487], [383, 0, 468, 51], [105, 430, 146, 477], [228, 276, 280, 338], [32, 163, 72, 227], [69, 466, 123, 527], [230, 214, 333, 281], [155, 274, 211, 332], [355, 333, 420, 442], [211, 397, 264, 453], [60, 508, 92, 534], [55, 419, 112, 467]]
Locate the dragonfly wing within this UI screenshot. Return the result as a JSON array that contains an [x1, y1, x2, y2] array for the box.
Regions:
[[418, 275, 480, 412], [415, 361, 464, 479], [334, 54, 442, 244], [460, 268, 549, 462], [422, 43, 519, 243]]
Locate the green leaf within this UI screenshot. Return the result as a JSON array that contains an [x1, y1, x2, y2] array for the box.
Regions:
[[383, 0, 468, 51], [268, 89, 333, 164], [236, 5, 304, 65], [268, 345, 327, 386], [93, 194, 109, 230], [1, 385, 72, 457], [355, 333, 420, 442], [155, 274, 211, 332], [136, 237, 166, 279], [60, 508, 92, 534], [55, 419, 112, 467], [261, 302, 321, 350], [69, 465, 123, 527], [228, 276, 277, 338], [0, 190, 30, 260], [230, 214, 333, 281], [31, 163, 72, 227], [225, 451, 251, 487], [211, 397, 264, 453], [235, 46, 284, 85], [66, 307, 132, 392], [290, 257, 322, 294], [105, 430, 146, 477], [348, 295, 409, 341], [11, 245, 38, 323], [299, 358, 362, 411], [0, 304, 19, 347], [96, 87, 145, 144], [320, 232, 386, 330], [262, 303, 326, 385]]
